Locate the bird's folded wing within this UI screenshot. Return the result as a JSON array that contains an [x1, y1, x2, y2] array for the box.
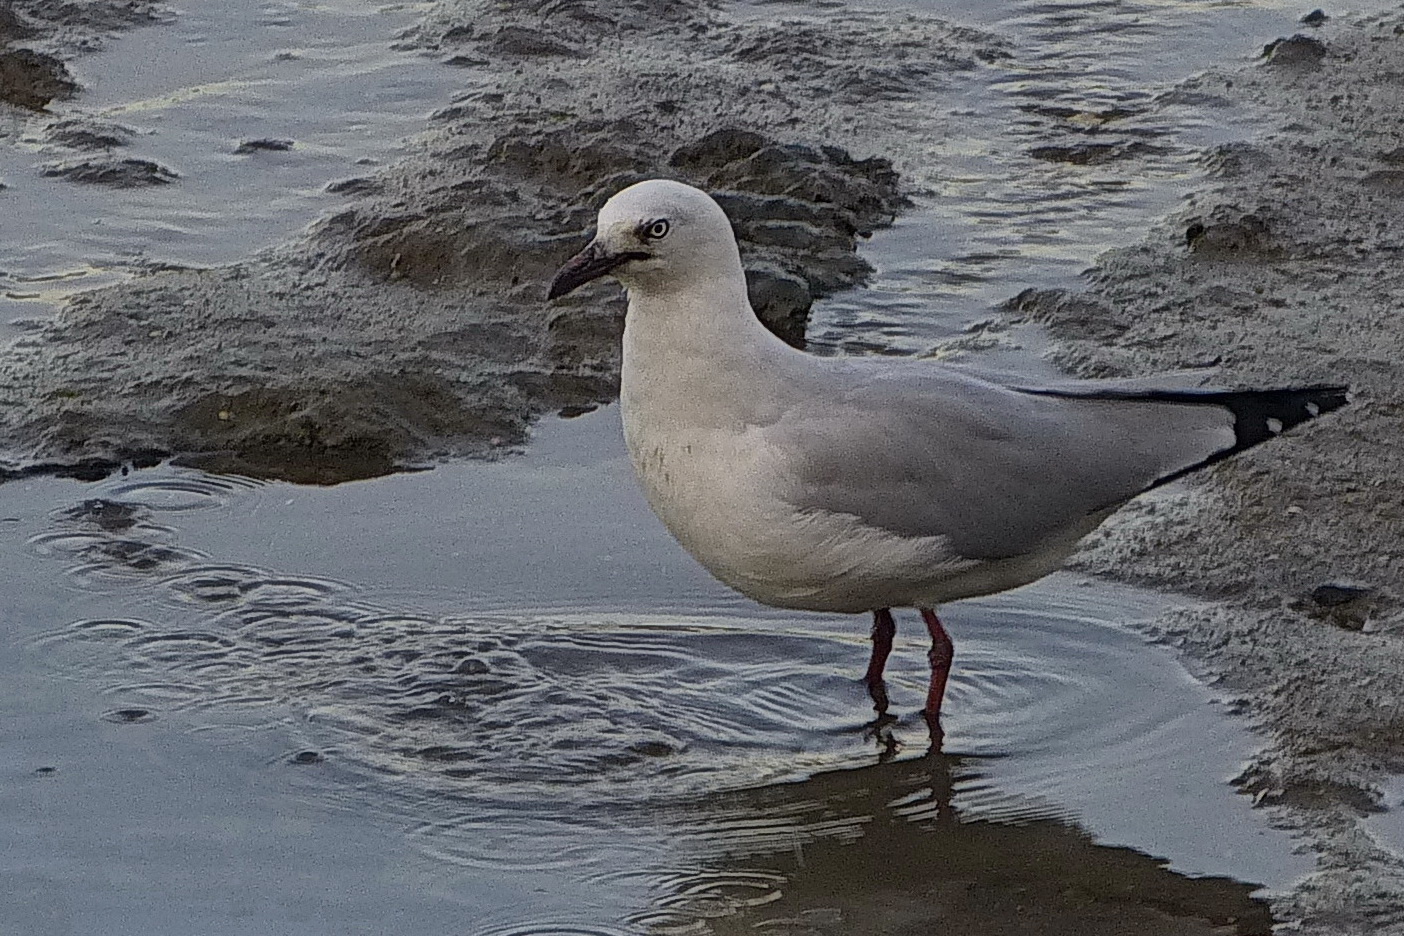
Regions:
[[765, 366, 1236, 560]]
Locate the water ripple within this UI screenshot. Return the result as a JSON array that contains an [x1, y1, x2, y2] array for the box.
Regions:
[[475, 924, 634, 936], [100, 471, 263, 513], [20, 472, 1252, 886]]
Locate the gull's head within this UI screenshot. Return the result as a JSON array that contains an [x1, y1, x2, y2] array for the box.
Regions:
[[547, 179, 740, 300]]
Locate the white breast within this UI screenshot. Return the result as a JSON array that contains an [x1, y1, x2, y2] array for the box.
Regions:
[[620, 409, 975, 612]]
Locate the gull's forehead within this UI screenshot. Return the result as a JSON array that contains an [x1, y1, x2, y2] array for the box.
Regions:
[[599, 179, 710, 226]]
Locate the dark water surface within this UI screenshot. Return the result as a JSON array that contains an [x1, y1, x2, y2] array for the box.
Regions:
[[5, 410, 1306, 933], [1, 0, 1371, 932], [0, 0, 460, 325]]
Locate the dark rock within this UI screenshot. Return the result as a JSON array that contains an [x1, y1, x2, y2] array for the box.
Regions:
[[235, 138, 294, 154], [745, 265, 811, 346], [43, 117, 135, 150], [325, 176, 381, 196], [714, 190, 857, 233], [487, 25, 582, 58], [14, 0, 169, 35], [670, 128, 769, 173], [739, 219, 848, 254], [705, 142, 904, 224], [42, 157, 178, 187], [0, 48, 77, 110], [1300, 9, 1329, 27], [1262, 35, 1327, 68], [291, 750, 324, 764]]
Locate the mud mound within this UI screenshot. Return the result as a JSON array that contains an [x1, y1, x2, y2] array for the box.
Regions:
[[344, 123, 904, 331], [0, 2, 168, 120], [0, 47, 76, 109], [0, 0, 1003, 483], [41, 116, 135, 149], [41, 156, 177, 185], [8, 0, 169, 50]]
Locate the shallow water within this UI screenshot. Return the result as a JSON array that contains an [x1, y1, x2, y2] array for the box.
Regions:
[[5, 410, 1308, 933], [0, 0, 1379, 932], [0, 0, 460, 323]]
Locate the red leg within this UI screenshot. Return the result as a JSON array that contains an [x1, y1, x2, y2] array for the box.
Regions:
[[865, 608, 896, 684], [864, 608, 896, 715], [920, 607, 954, 748]]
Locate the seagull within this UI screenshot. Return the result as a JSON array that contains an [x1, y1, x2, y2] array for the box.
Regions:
[[547, 178, 1348, 747]]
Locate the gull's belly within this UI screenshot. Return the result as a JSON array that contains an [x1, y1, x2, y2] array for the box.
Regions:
[[623, 426, 1098, 613], [624, 428, 980, 612]]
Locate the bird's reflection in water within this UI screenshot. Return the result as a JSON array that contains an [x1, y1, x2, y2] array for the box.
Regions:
[[651, 754, 1275, 935]]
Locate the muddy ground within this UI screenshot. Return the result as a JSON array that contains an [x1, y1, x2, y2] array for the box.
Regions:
[[1010, 12, 1404, 934], [0, 0, 1006, 482], [4, 0, 1404, 932]]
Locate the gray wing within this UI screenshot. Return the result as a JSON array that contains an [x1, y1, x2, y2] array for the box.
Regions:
[[765, 363, 1237, 560]]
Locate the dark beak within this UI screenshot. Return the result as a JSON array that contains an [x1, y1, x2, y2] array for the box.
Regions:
[[546, 240, 647, 300]]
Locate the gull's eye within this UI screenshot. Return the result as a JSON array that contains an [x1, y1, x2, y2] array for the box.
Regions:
[[643, 219, 670, 240]]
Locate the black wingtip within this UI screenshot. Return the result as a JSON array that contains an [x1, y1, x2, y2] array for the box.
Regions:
[[1146, 384, 1350, 487], [1215, 384, 1349, 449], [1023, 382, 1351, 491], [1145, 384, 1350, 487]]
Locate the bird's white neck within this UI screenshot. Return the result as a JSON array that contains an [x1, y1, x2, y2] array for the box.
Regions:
[[620, 273, 794, 434]]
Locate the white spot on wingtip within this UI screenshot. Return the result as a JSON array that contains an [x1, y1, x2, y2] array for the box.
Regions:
[[1267, 417, 1284, 433], [1306, 402, 1321, 417]]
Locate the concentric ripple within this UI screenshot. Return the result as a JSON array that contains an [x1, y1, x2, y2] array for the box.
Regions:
[[475, 925, 634, 936], [26, 482, 894, 856], [18, 462, 1286, 928], [24, 475, 1223, 874], [99, 471, 263, 513]]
